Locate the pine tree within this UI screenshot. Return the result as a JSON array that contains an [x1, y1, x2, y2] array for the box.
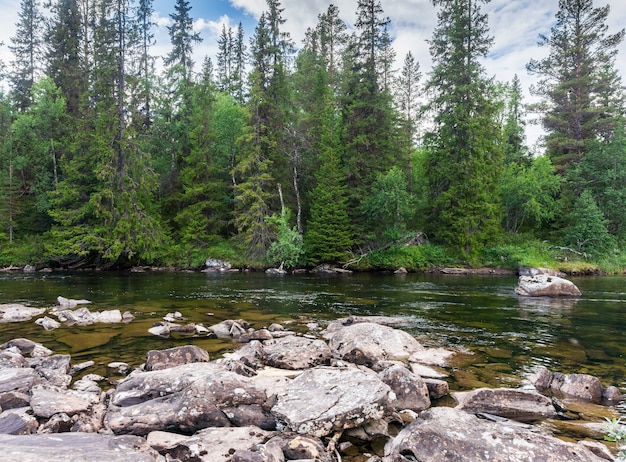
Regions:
[[424, 0, 503, 256], [527, 0, 625, 174], [8, 0, 45, 112]]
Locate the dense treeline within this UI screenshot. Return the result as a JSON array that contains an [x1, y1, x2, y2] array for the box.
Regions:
[[0, 0, 625, 270]]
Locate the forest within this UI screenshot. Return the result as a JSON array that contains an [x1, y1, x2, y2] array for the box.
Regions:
[[0, 0, 625, 272]]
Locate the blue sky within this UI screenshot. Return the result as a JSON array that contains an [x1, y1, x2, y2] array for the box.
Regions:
[[1, 0, 626, 148]]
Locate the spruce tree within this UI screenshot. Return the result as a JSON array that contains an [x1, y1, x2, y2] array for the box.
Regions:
[[424, 0, 503, 256], [8, 0, 45, 112], [164, 0, 202, 85], [527, 0, 625, 174]]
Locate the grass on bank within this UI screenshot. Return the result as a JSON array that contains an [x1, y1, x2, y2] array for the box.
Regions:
[[0, 233, 624, 274]]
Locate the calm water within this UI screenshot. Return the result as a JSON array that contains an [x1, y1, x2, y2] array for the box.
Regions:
[[0, 271, 625, 396]]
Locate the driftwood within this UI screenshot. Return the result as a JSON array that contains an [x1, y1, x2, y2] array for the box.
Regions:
[[343, 232, 428, 269], [549, 246, 590, 260]]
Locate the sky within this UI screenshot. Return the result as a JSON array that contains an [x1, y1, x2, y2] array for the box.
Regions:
[[1, 0, 626, 149]]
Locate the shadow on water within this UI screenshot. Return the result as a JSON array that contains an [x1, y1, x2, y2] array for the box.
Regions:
[[0, 271, 625, 394]]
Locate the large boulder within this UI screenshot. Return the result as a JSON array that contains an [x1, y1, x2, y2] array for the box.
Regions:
[[384, 406, 607, 462], [378, 364, 430, 412], [515, 274, 581, 297], [0, 432, 163, 462], [105, 363, 272, 435], [453, 387, 557, 422], [261, 336, 332, 370], [325, 322, 423, 367], [271, 366, 395, 437]]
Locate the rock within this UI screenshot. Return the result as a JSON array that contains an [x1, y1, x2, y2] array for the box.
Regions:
[[266, 267, 287, 275], [603, 385, 623, 402], [271, 366, 395, 437], [261, 336, 332, 370], [384, 406, 607, 462], [55, 296, 91, 308], [394, 267, 408, 274], [105, 363, 271, 435], [423, 378, 449, 400], [281, 434, 330, 461], [452, 387, 557, 422], [147, 324, 170, 338], [150, 426, 275, 462], [0, 408, 38, 435], [0, 391, 30, 410], [408, 347, 455, 367], [530, 367, 605, 403], [239, 328, 274, 342], [210, 319, 249, 339], [378, 364, 430, 412], [515, 274, 582, 297], [70, 361, 95, 375], [91, 309, 123, 323], [310, 264, 353, 274], [0, 432, 164, 461], [0, 368, 41, 394], [145, 345, 210, 371], [0, 304, 46, 323], [204, 258, 232, 272], [519, 267, 566, 277], [30, 386, 93, 419], [0, 349, 29, 369], [35, 316, 61, 330], [409, 363, 448, 379], [0, 339, 52, 357], [325, 322, 423, 367]]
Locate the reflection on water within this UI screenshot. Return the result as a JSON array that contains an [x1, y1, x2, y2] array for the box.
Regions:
[[0, 271, 624, 393]]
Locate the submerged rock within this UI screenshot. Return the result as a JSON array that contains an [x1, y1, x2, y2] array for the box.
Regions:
[[144, 345, 210, 371], [529, 367, 616, 403]]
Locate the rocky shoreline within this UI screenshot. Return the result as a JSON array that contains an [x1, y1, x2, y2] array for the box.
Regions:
[[0, 309, 623, 461]]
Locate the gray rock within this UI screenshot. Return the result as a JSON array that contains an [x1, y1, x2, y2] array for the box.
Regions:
[[0, 339, 52, 357], [408, 347, 455, 367], [261, 336, 332, 370], [145, 345, 210, 371], [378, 364, 430, 412], [149, 426, 274, 462], [0, 391, 30, 410], [55, 296, 91, 308], [423, 378, 449, 400], [384, 406, 606, 462], [105, 364, 270, 435], [515, 274, 582, 297], [35, 316, 61, 330], [530, 367, 605, 403], [0, 408, 38, 435], [0, 368, 41, 394], [325, 322, 423, 367], [0, 304, 46, 323], [30, 386, 93, 419], [0, 350, 28, 369], [272, 366, 395, 437], [453, 387, 557, 422], [210, 319, 249, 339], [0, 432, 163, 462]]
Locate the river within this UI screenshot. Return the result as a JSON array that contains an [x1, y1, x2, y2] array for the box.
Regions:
[[0, 270, 624, 401]]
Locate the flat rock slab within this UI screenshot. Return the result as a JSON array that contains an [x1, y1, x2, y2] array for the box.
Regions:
[[148, 426, 275, 462], [326, 322, 423, 367], [272, 366, 395, 437], [0, 304, 46, 323], [145, 345, 210, 371], [30, 386, 93, 419], [384, 406, 607, 462], [453, 387, 557, 422], [0, 432, 163, 462]]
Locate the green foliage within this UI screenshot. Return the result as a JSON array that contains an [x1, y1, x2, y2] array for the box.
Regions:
[[362, 166, 413, 243], [266, 209, 304, 269], [564, 190, 616, 258], [357, 244, 453, 271], [424, 0, 504, 257], [482, 236, 558, 270], [501, 156, 562, 233], [604, 417, 626, 462]]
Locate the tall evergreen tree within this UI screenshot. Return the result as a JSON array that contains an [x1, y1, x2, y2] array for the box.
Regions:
[[424, 0, 503, 256], [341, 0, 398, 238], [45, 0, 85, 117], [164, 0, 202, 85], [9, 0, 45, 112], [527, 0, 625, 174]]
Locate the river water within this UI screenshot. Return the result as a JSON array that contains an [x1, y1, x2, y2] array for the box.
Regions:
[[0, 271, 625, 398]]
